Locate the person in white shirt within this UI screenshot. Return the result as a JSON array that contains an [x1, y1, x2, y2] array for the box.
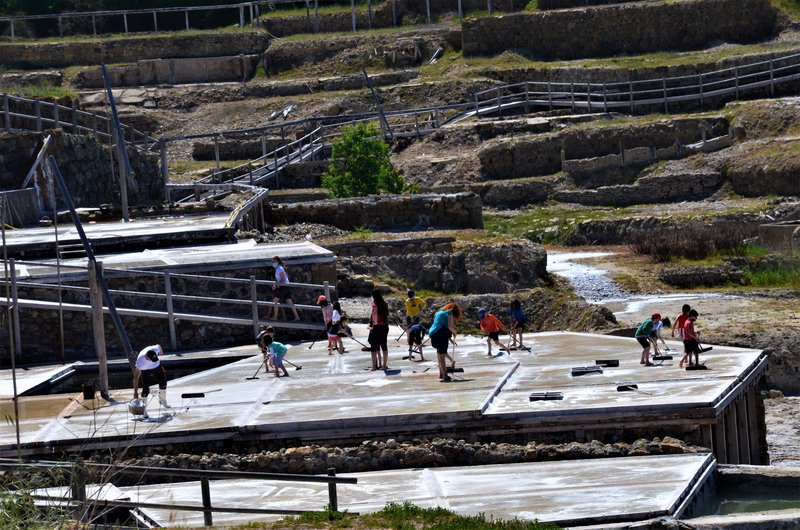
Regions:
[[133, 344, 169, 415]]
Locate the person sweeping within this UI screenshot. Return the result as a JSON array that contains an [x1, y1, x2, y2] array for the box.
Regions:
[[478, 307, 505, 357], [133, 344, 170, 418], [428, 302, 461, 383], [262, 335, 290, 378]]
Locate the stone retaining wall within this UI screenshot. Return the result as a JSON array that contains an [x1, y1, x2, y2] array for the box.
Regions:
[[326, 236, 454, 257], [0, 130, 161, 212], [462, 0, 778, 59], [0, 189, 39, 227], [72, 54, 261, 88], [537, 0, 639, 9], [477, 117, 728, 182], [265, 193, 483, 230], [0, 32, 271, 69]]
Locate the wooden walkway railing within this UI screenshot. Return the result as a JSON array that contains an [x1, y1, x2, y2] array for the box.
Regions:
[[455, 51, 800, 124], [4, 259, 334, 357], [0, 459, 357, 526], [1, 93, 158, 150]]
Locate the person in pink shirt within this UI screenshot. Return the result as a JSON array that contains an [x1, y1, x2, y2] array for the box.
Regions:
[[680, 309, 702, 368], [368, 290, 390, 370]]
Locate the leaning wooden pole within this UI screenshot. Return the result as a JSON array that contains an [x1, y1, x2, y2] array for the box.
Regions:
[[46, 156, 135, 371]]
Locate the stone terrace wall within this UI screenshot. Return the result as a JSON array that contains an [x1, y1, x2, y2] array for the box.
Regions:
[[265, 193, 484, 230], [72, 54, 261, 88], [462, 0, 778, 59], [477, 117, 728, 181], [0, 130, 162, 212], [0, 32, 270, 69]]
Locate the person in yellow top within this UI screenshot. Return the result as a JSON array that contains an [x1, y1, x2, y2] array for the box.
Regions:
[[404, 289, 426, 328]]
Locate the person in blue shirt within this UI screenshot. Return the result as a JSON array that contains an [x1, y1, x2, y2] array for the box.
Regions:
[[262, 335, 290, 377], [428, 302, 462, 382], [508, 299, 526, 350]]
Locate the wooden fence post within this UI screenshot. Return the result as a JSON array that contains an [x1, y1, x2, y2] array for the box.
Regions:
[[164, 270, 177, 351], [153, 11, 158, 32], [327, 467, 339, 512], [251, 275, 260, 338], [89, 261, 109, 399], [201, 477, 213, 526], [351, 0, 356, 32], [9, 258, 21, 360], [4, 93, 10, 130]]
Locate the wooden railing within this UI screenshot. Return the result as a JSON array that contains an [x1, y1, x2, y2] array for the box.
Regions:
[[3, 259, 334, 356], [459, 51, 800, 123], [2, 93, 158, 150], [0, 2, 263, 41], [0, 459, 357, 526]]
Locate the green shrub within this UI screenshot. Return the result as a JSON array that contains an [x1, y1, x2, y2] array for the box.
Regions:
[[322, 121, 411, 198]]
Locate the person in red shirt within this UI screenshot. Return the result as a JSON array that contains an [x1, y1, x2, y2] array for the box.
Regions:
[[478, 307, 506, 357], [680, 309, 701, 368]]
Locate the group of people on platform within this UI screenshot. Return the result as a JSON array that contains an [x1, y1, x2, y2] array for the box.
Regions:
[[131, 256, 710, 414], [635, 304, 703, 368]]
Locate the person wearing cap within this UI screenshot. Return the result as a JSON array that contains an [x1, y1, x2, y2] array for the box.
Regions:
[[133, 344, 169, 415], [634, 313, 661, 366], [478, 307, 505, 357], [404, 289, 426, 329]]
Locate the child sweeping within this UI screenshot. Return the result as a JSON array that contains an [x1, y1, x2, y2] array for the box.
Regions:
[[407, 317, 427, 361], [262, 335, 290, 378]]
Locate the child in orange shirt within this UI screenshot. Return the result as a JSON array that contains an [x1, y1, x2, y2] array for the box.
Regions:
[[478, 307, 505, 357]]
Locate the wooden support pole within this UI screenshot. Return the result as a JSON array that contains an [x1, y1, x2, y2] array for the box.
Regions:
[[58, 16, 63, 37], [160, 139, 170, 203], [3, 94, 10, 130], [393, 0, 398, 27], [9, 258, 21, 360], [164, 270, 177, 351], [251, 275, 259, 338], [735, 397, 749, 464], [71, 460, 87, 523], [153, 12, 158, 32], [724, 405, 740, 465], [185, 10, 190, 30], [88, 261, 109, 400], [214, 135, 221, 170], [35, 100, 42, 132], [327, 468, 338, 512], [351, 0, 356, 32], [745, 386, 762, 464], [240, 5, 245, 29], [425, 0, 431, 23], [368, 0, 373, 29], [314, 0, 320, 32], [713, 417, 726, 464], [201, 477, 213, 526], [123, 13, 128, 34]]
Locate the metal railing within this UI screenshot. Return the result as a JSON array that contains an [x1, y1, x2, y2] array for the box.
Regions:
[[1, 93, 158, 150], [4, 259, 334, 355], [0, 2, 264, 41], [0, 459, 356, 526]]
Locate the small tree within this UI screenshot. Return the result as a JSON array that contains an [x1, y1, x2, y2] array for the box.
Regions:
[[322, 122, 409, 198]]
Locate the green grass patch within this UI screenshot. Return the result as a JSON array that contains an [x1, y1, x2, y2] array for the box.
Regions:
[[261, 501, 561, 529], [2, 83, 77, 100], [261, 0, 385, 18], [772, 0, 800, 21], [744, 253, 800, 289], [485, 205, 630, 244], [169, 159, 252, 184]]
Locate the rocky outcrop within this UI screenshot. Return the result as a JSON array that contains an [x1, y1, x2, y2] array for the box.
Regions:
[[462, 0, 778, 59], [265, 193, 484, 230], [658, 265, 745, 288], [716, 138, 800, 197], [337, 240, 548, 295]]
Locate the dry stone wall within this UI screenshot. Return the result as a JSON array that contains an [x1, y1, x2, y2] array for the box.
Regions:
[[0, 130, 162, 215], [265, 193, 483, 230], [0, 32, 270, 69], [462, 0, 778, 59], [72, 54, 261, 88]]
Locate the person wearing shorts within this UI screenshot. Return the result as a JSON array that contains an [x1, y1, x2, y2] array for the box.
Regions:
[[635, 313, 660, 366], [271, 256, 300, 321], [368, 289, 390, 370], [509, 299, 526, 349], [681, 309, 701, 367], [262, 335, 289, 377], [428, 302, 462, 382]]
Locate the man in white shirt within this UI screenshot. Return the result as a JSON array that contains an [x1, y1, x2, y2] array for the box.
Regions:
[[133, 344, 169, 416]]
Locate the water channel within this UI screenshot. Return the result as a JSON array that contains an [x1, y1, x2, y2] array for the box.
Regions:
[[546, 250, 738, 321]]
